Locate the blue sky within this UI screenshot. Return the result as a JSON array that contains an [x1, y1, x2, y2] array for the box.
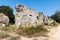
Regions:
[[0, 0, 60, 16]]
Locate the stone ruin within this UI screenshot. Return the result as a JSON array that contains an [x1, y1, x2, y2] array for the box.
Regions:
[[0, 13, 9, 26], [15, 4, 53, 28]]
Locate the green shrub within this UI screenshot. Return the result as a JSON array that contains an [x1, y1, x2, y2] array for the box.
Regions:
[[0, 5, 15, 24], [51, 21, 58, 27], [36, 25, 48, 32], [16, 25, 48, 37]]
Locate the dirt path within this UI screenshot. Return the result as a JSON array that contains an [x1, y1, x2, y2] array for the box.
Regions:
[[18, 25, 60, 40], [49, 25, 60, 40]]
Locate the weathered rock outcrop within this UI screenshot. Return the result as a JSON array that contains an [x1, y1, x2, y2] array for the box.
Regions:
[[15, 4, 53, 28], [37, 13, 44, 25], [0, 13, 9, 26], [44, 16, 53, 25], [15, 4, 39, 28]]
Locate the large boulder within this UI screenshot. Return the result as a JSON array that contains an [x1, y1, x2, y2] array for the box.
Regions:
[[15, 4, 38, 28], [0, 13, 9, 26]]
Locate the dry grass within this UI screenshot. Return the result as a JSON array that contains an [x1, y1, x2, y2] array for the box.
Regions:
[[0, 31, 10, 39], [0, 24, 49, 39], [16, 25, 48, 37], [51, 21, 58, 27]]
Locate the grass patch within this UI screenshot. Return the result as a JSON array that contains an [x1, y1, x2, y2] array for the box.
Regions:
[[0, 24, 48, 38], [16, 25, 48, 37], [0, 32, 10, 39], [0, 24, 15, 34]]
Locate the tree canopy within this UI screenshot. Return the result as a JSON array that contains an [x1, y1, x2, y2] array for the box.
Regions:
[[51, 11, 60, 23], [0, 5, 15, 24]]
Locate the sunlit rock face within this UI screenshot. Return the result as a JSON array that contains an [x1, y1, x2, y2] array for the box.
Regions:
[[15, 4, 53, 28], [37, 13, 44, 25], [15, 4, 39, 27], [44, 16, 53, 25], [0, 13, 9, 26]]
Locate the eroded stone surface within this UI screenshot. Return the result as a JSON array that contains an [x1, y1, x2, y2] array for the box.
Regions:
[[15, 4, 53, 28], [15, 4, 38, 27], [0, 13, 9, 26]]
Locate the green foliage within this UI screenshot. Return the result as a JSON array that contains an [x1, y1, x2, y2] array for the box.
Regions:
[[51, 11, 60, 23], [0, 5, 15, 24], [16, 25, 48, 37], [51, 21, 58, 27]]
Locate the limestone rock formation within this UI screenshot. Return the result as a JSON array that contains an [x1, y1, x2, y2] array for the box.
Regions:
[[44, 16, 53, 25], [15, 4, 39, 27], [15, 4, 53, 28], [37, 13, 44, 25], [0, 13, 9, 26]]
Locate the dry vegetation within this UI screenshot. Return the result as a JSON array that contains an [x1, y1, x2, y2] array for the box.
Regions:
[[16, 25, 48, 37], [51, 21, 58, 27], [0, 23, 58, 40]]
